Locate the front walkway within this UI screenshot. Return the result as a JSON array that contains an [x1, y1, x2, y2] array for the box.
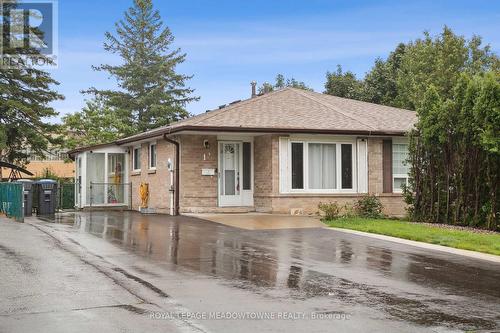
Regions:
[[187, 213, 324, 230]]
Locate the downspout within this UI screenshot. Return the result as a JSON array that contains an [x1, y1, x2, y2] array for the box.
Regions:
[[163, 134, 180, 216]]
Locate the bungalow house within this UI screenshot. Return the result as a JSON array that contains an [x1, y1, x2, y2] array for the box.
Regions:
[[69, 87, 416, 217]]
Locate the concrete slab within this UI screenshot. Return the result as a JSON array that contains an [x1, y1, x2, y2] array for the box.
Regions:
[[187, 213, 325, 230]]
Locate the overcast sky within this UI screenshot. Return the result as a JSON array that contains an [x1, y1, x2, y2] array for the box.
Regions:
[[49, 0, 500, 121]]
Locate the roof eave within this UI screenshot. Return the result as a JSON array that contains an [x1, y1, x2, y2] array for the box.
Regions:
[[115, 131, 170, 145], [73, 125, 409, 151], [166, 125, 409, 137], [67, 142, 118, 157]]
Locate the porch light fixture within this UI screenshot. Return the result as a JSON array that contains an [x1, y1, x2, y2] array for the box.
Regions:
[[203, 139, 210, 149]]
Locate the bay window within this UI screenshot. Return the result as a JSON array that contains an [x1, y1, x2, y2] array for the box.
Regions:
[[286, 138, 355, 193]]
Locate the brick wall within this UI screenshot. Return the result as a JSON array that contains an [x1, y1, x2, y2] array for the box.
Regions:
[[129, 140, 175, 214], [178, 135, 218, 213], [24, 161, 75, 179], [379, 195, 407, 217], [268, 194, 406, 217], [127, 134, 407, 217], [253, 135, 276, 212], [368, 138, 384, 194], [252, 136, 407, 217]]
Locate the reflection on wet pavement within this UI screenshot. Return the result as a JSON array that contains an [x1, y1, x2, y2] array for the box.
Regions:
[[51, 211, 500, 331]]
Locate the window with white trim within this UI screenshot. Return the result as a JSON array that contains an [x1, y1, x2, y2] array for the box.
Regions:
[[291, 142, 304, 189], [149, 143, 157, 169], [308, 143, 336, 189], [285, 139, 355, 193], [133, 146, 141, 171], [392, 143, 409, 192]]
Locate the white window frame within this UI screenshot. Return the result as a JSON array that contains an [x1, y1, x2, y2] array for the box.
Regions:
[[149, 142, 157, 170], [283, 136, 357, 194], [132, 146, 141, 172], [392, 139, 409, 193]]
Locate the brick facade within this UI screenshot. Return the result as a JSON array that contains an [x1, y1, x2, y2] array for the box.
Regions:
[[129, 140, 175, 214], [252, 136, 406, 217], [23, 160, 75, 179], [178, 135, 218, 213], [368, 138, 384, 194], [253, 135, 275, 212], [128, 134, 407, 218]]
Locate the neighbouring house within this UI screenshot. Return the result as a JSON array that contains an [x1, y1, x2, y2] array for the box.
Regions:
[[1, 148, 75, 181], [68, 87, 416, 217], [24, 149, 75, 180]]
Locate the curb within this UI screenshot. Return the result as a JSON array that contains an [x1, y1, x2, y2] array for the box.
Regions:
[[326, 227, 500, 263]]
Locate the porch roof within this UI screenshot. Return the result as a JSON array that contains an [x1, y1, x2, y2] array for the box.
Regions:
[[116, 88, 417, 144], [67, 142, 119, 156]]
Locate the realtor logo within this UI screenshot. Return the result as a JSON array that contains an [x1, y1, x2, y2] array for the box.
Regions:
[[0, 0, 57, 68]]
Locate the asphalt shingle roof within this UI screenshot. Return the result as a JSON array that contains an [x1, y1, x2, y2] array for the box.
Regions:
[[116, 87, 417, 144]]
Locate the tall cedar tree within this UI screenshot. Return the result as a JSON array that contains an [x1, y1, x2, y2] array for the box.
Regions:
[[326, 27, 499, 229], [396, 28, 499, 229], [0, 1, 63, 164], [85, 0, 198, 135], [406, 72, 499, 230]]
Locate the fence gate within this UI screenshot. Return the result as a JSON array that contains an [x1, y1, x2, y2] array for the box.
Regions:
[[0, 182, 24, 222], [59, 183, 76, 210]]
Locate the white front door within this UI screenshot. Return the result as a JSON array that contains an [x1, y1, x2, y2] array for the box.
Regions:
[[218, 141, 254, 207]]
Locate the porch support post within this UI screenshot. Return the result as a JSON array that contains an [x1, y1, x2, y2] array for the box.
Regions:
[[81, 152, 87, 208]]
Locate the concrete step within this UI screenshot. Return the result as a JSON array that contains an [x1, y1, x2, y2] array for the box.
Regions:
[[81, 205, 129, 211], [181, 206, 256, 214]]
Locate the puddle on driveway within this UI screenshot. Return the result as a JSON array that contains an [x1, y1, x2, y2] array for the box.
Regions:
[[48, 211, 500, 331]]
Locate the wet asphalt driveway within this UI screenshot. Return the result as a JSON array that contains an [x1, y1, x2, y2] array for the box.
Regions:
[[2, 211, 500, 332]]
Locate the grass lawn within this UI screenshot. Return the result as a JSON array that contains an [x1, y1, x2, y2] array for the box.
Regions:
[[326, 217, 500, 256]]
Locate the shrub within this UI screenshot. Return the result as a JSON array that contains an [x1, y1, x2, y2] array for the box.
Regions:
[[355, 195, 383, 218], [318, 202, 341, 220], [341, 203, 356, 219]]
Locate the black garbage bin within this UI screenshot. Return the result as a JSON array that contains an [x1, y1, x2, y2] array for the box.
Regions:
[[18, 179, 34, 217], [36, 179, 58, 215]]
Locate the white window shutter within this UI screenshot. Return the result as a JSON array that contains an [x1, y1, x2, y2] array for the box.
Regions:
[[357, 138, 368, 193], [279, 137, 290, 193]]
